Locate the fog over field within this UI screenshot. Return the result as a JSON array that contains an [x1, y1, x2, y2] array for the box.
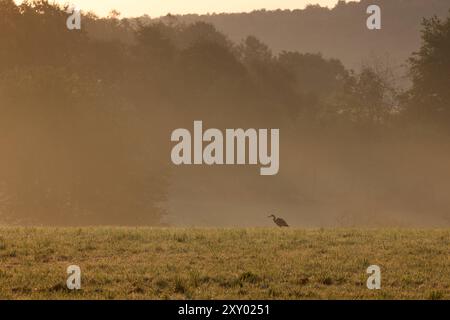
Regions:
[[0, 0, 449, 228]]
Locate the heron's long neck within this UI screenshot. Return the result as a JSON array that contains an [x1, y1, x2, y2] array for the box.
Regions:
[[272, 216, 277, 221]]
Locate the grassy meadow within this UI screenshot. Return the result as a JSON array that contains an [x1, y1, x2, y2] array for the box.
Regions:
[[0, 227, 449, 300]]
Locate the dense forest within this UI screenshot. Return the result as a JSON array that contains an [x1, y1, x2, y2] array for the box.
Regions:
[[0, 0, 449, 226]]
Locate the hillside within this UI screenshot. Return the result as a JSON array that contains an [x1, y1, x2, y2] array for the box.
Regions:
[[157, 0, 450, 69]]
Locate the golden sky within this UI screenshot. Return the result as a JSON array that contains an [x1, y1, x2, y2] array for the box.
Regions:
[[15, 0, 345, 17]]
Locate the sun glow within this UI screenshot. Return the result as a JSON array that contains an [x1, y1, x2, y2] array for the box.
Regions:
[[14, 0, 345, 17]]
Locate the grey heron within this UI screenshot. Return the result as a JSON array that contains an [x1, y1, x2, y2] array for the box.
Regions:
[[268, 214, 289, 227]]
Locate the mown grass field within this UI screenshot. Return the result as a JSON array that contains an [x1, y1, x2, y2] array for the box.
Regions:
[[0, 228, 449, 299]]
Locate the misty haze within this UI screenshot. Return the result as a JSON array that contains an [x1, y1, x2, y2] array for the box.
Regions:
[[0, 0, 449, 228], [1, 0, 450, 302]]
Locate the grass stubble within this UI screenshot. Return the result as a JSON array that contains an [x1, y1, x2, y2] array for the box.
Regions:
[[0, 227, 448, 300]]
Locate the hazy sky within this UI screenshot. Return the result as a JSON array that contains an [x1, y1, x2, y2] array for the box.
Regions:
[[15, 0, 346, 17]]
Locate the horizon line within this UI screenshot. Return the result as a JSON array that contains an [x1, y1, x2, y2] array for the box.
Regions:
[[13, 0, 356, 19]]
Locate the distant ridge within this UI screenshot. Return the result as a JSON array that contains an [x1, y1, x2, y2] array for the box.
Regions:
[[151, 0, 450, 70]]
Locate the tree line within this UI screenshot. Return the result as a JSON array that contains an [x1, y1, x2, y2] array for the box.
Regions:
[[0, 0, 449, 225]]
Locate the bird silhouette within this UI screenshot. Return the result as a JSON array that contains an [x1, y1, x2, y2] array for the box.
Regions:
[[268, 214, 289, 227]]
